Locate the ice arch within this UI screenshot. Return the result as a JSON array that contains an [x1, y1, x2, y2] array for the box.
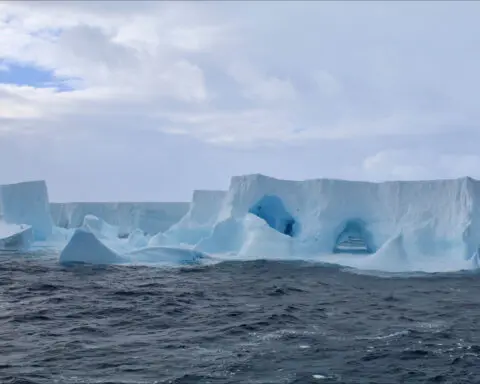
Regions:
[[333, 219, 374, 254], [248, 195, 299, 237]]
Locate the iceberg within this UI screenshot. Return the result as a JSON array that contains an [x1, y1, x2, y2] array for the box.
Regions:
[[59, 225, 209, 266], [50, 201, 189, 236], [128, 228, 150, 248], [185, 174, 480, 272], [3, 173, 480, 273], [362, 232, 410, 272], [0, 222, 34, 251], [56, 213, 208, 265], [76, 214, 139, 255], [0, 180, 53, 240], [150, 190, 226, 246], [237, 214, 294, 260], [82, 214, 119, 239], [59, 228, 128, 265]]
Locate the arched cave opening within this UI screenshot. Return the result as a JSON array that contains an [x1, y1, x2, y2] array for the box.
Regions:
[[248, 195, 299, 237], [333, 219, 374, 254]]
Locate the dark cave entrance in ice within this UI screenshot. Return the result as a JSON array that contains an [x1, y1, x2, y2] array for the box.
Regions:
[[249, 195, 299, 237], [333, 219, 374, 254]]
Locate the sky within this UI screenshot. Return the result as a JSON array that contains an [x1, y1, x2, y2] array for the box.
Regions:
[[1, 1, 480, 202]]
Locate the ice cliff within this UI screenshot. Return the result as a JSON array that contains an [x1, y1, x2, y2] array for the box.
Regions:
[[150, 190, 227, 246], [190, 174, 480, 271], [50, 202, 189, 236], [0, 180, 53, 241]]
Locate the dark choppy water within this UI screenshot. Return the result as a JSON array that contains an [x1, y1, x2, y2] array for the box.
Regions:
[[2, 255, 480, 384]]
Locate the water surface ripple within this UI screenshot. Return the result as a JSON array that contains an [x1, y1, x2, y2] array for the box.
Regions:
[[2, 255, 480, 383]]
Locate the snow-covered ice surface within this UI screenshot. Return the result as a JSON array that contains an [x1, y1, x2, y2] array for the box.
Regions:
[[3, 174, 480, 273]]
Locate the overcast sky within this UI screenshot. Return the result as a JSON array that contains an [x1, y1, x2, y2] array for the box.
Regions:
[[1, 1, 480, 202]]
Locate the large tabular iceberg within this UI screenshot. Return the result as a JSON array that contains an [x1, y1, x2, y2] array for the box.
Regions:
[[190, 174, 480, 272], [3, 174, 480, 272]]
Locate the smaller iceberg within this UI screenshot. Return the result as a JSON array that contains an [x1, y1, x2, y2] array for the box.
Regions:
[[82, 214, 119, 239], [0, 222, 34, 251], [59, 228, 128, 265], [0, 180, 53, 241], [58, 216, 211, 266]]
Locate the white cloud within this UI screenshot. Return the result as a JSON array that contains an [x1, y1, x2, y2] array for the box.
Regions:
[[2, 1, 480, 146], [313, 70, 342, 98], [362, 150, 480, 181], [0, 1, 221, 97], [228, 62, 297, 104], [157, 108, 295, 145]]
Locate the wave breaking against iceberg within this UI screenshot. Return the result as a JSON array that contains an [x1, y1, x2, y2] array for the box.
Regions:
[[1, 174, 480, 273]]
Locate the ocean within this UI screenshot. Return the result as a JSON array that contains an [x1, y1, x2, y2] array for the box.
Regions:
[[2, 254, 480, 383]]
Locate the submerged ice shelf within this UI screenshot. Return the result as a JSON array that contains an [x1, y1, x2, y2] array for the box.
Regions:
[[2, 175, 480, 273]]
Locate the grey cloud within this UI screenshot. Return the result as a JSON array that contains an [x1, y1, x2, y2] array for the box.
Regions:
[[2, 1, 480, 200]]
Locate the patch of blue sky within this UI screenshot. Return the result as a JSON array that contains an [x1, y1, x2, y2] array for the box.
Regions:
[[0, 62, 75, 92]]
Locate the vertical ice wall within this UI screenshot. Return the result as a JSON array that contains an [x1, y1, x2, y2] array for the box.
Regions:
[[0, 180, 53, 240], [152, 190, 227, 246], [206, 174, 480, 261], [50, 202, 190, 235]]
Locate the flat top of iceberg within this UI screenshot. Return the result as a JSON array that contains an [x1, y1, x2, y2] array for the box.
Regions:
[[51, 200, 189, 204], [234, 173, 478, 185]]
